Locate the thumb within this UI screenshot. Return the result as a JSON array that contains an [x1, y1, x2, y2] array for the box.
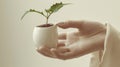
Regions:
[[56, 20, 84, 29]]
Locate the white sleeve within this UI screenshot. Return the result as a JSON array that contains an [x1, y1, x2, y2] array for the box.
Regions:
[[90, 23, 120, 67], [100, 23, 120, 67]]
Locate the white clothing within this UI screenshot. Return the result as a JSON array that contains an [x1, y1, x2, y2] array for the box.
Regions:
[[90, 23, 120, 67]]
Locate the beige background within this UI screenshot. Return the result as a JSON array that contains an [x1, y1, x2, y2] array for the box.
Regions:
[[0, 0, 120, 67]]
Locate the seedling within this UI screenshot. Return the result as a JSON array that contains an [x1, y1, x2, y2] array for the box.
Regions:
[[21, 2, 70, 25]]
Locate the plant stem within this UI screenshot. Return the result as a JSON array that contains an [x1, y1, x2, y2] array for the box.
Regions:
[[46, 12, 49, 24], [46, 17, 48, 24]]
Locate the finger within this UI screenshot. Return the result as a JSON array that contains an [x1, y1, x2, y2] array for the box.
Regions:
[[51, 47, 70, 60], [36, 46, 55, 58], [58, 33, 66, 40], [50, 48, 65, 59], [56, 20, 84, 29], [57, 40, 66, 48]]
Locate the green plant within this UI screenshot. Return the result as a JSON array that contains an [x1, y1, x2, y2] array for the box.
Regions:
[[21, 2, 70, 24]]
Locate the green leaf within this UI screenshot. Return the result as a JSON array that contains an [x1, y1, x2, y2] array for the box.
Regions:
[[21, 9, 45, 20], [45, 9, 50, 13], [47, 2, 70, 13], [21, 2, 71, 24]]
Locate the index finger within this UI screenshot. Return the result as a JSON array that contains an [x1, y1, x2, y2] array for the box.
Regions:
[[57, 20, 84, 29]]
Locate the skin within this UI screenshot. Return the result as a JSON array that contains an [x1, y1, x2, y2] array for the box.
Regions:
[[37, 20, 106, 60]]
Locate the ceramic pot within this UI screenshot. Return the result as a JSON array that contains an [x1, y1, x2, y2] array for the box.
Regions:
[[33, 25, 58, 48]]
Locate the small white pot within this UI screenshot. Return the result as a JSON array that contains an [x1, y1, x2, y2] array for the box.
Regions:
[[33, 25, 58, 48]]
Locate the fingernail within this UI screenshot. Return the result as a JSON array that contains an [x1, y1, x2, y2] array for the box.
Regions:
[[36, 48, 37, 50], [36, 47, 42, 50], [50, 48, 55, 51]]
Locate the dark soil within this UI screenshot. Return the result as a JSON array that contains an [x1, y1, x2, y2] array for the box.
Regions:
[[37, 24, 53, 27]]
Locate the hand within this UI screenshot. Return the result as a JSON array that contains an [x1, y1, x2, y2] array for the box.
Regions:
[[37, 20, 106, 60]]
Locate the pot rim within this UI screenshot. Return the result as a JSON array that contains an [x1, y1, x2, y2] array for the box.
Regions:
[[35, 24, 57, 29]]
